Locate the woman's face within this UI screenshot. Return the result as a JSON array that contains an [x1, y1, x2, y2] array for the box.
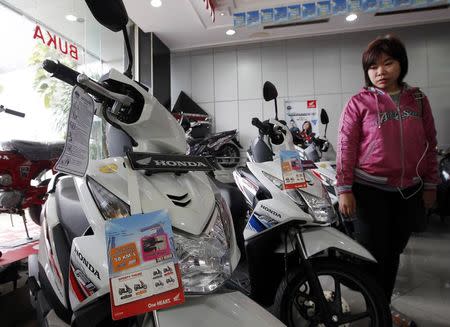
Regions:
[[367, 52, 401, 93], [303, 122, 311, 131]]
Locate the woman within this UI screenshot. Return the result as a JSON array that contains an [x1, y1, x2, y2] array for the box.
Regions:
[[336, 35, 438, 326]]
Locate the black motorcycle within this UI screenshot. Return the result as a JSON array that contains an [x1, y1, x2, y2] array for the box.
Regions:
[[181, 116, 243, 169]]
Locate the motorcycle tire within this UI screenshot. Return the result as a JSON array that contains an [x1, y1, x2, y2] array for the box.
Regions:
[[216, 143, 241, 169], [28, 204, 42, 226], [274, 259, 391, 327]]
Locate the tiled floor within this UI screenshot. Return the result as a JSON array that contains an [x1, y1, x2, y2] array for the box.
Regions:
[[0, 213, 449, 326], [392, 215, 450, 327]]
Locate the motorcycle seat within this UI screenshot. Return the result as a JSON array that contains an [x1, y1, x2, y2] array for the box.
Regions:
[[55, 176, 90, 244], [5, 140, 64, 161]]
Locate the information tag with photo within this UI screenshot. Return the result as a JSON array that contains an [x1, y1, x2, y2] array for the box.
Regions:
[[280, 150, 307, 189], [105, 210, 184, 320]]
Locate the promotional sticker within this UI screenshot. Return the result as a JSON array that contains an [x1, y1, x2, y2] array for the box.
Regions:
[[106, 210, 184, 320], [280, 150, 307, 189]]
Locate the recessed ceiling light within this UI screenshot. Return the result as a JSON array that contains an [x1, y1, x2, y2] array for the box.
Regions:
[[226, 29, 236, 36], [220, 12, 225, 16], [65, 14, 78, 22], [346, 13, 357, 22], [151, 0, 162, 8]]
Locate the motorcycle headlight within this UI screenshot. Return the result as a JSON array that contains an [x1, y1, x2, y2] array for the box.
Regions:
[[173, 198, 233, 294], [87, 176, 130, 220], [299, 189, 336, 223]]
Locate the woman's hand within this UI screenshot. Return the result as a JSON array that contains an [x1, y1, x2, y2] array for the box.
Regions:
[[339, 193, 356, 218], [423, 189, 437, 209]]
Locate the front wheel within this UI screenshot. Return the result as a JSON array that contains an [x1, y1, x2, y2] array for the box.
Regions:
[[215, 143, 241, 168], [274, 259, 391, 327], [28, 204, 42, 226]]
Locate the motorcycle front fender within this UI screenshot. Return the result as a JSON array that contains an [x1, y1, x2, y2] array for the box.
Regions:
[[149, 291, 284, 327], [302, 227, 376, 263]]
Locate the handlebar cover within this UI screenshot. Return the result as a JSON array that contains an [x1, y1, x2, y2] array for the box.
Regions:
[[43, 60, 80, 86], [252, 117, 270, 134]]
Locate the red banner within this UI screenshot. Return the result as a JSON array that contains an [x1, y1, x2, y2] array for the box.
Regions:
[[203, 0, 216, 22]]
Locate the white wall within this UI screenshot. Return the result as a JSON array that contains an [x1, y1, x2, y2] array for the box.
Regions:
[[171, 22, 450, 151]]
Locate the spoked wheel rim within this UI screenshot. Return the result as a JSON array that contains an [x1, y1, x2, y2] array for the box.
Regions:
[[288, 270, 378, 327], [216, 144, 240, 168]]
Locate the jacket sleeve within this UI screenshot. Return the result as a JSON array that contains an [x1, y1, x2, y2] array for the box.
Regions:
[[421, 95, 439, 189], [336, 97, 362, 194]]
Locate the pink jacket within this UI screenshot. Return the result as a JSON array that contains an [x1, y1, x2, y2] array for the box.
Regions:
[[336, 85, 439, 194]]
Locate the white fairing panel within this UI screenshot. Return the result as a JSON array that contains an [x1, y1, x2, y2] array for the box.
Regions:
[[302, 227, 376, 262], [79, 158, 216, 236], [38, 196, 68, 308], [156, 291, 285, 327], [101, 69, 186, 154]]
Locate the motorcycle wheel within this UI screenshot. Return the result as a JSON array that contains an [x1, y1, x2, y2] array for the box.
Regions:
[[216, 143, 241, 168], [274, 259, 391, 327], [28, 204, 42, 226]]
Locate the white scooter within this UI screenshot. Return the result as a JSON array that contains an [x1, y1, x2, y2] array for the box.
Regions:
[[233, 81, 390, 326], [27, 1, 284, 326]]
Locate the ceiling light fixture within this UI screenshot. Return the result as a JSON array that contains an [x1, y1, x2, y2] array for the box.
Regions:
[[346, 13, 358, 22], [151, 0, 162, 8], [226, 29, 236, 36], [220, 12, 225, 16], [65, 14, 78, 22]]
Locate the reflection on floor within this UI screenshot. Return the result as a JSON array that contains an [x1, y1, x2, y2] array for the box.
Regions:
[[392, 215, 450, 327], [0, 214, 449, 326]]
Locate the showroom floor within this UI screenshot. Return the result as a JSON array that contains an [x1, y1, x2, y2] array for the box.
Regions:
[[0, 213, 449, 327]]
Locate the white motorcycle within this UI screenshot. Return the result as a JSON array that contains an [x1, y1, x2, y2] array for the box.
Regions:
[[232, 81, 390, 326], [27, 1, 284, 326]]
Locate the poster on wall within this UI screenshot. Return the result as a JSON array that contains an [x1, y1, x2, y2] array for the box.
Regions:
[[285, 100, 319, 143], [379, 0, 395, 10], [302, 2, 318, 19], [317, 0, 332, 16], [361, 0, 379, 11], [261, 8, 274, 24], [274, 7, 289, 22], [348, 0, 363, 12], [246, 10, 260, 26], [106, 210, 185, 320], [332, 0, 349, 14], [233, 12, 246, 27], [288, 5, 302, 20], [393, 0, 412, 6]]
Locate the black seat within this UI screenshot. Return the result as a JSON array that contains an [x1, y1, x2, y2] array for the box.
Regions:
[[8, 140, 64, 161], [55, 176, 90, 244]]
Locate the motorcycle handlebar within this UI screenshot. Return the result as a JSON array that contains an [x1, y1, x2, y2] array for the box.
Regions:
[[43, 60, 80, 86], [5, 108, 25, 118], [252, 117, 270, 134]]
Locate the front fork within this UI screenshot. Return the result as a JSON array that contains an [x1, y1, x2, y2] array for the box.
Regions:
[[295, 231, 338, 327]]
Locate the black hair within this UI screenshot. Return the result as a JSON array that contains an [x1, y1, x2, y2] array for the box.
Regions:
[[362, 34, 408, 87]]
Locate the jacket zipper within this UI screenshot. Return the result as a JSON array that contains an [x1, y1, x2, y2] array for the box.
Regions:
[[396, 92, 405, 188]]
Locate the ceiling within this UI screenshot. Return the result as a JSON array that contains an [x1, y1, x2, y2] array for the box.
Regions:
[[123, 0, 450, 52]]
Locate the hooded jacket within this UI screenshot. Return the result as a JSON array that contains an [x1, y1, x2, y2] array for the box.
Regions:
[[336, 84, 439, 194]]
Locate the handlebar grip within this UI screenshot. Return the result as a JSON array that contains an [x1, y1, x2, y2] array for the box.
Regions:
[[5, 108, 25, 117], [43, 60, 80, 86], [251, 117, 268, 131]]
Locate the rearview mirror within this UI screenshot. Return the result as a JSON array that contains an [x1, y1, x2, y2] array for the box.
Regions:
[[263, 81, 278, 102], [320, 109, 329, 125], [85, 0, 128, 32]]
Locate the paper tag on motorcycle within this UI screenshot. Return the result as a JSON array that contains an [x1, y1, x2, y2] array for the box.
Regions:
[[280, 150, 307, 189], [105, 210, 185, 320], [55, 86, 94, 177]]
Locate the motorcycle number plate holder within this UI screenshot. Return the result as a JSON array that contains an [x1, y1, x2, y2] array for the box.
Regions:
[[55, 86, 95, 177], [127, 152, 215, 173]]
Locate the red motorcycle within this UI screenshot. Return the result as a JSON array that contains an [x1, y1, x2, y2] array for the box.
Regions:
[[0, 105, 63, 239]]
